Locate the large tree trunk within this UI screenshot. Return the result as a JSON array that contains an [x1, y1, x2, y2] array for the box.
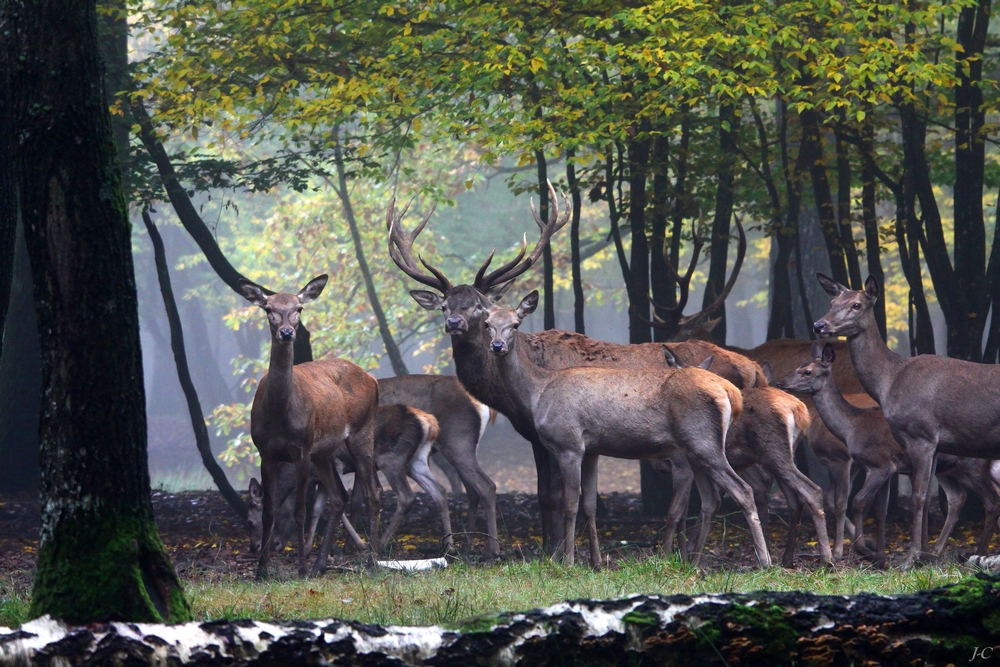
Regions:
[[703, 104, 737, 344], [5, 574, 1000, 665], [535, 150, 556, 331], [860, 122, 888, 340], [1, 0, 190, 623], [800, 108, 850, 287]]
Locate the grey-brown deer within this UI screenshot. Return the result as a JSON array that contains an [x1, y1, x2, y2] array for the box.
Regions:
[[662, 350, 829, 566], [378, 375, 500, 555], [389, 185, 754, 555], [814, 274, 1000, 564], [777, 341, 1000, 562], [484, 291, 771, 568], [239, 275, 380, 578]]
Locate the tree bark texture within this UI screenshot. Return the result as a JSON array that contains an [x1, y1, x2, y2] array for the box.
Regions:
[[4, 575, 1000, 666], [566, 151, 585, 335], [142, 210, 248, 520], [800, 108, 850, 288], [332, 133, 409, 376], [1, 0, 190, 623], [703, 104, 737, 344], [627, 137, 652, 345], [535, 150, 556, 331], [859, 123, 888, 340]]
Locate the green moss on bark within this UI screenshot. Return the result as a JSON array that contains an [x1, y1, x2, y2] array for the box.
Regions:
[[29, 508, 191, 624]]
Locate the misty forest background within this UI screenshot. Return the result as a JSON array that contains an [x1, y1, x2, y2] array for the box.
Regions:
[[2, 0, 999, 500]]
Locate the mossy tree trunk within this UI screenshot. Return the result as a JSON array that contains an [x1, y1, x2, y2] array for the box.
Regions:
[[0, 0, 190, 623]]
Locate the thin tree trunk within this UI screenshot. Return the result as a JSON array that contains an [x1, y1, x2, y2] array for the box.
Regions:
[[2, 0, 190, 622], [535, 150, 556, 330], [650, 135, 671, 343], [566, 150, 585, 334], [668, 114, 693, 310], [800, 108, 850, 287], [768, 103, 806, 339], [835, 118, 862, 288], [860, 122, 888, 340], [627, 136, 652, 344], [142, 209, 248, 520], [703, 104, 737, 344], [331, 132, 409, 376], [133, 102, 314, 364]]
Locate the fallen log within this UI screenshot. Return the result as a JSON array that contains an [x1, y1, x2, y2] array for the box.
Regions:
[[2, 573, 1000, 666]]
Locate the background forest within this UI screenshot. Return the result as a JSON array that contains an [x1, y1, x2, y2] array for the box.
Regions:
[[3, 0, 999, 495]]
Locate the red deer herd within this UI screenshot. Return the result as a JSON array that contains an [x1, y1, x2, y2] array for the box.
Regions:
[[240, 184, 1000, 578]]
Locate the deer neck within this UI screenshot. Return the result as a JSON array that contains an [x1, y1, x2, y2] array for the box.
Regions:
[[264, 339, 296, 415], [493, 332, 551, 417], [811, 377, 864, 447], [844, 310, 903, 403]]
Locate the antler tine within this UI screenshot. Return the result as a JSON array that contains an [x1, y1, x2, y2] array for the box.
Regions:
[[473, 248, 498, 287], [385, 198, 451, 292], [479, 180, 569, 289], [685, 212, 747, 328], [475, 234, 526, 290], [659, 214, 706, 318]]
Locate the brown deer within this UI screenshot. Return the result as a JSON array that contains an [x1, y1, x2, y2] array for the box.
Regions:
[[378, 375, 500, 555], [661, 350, 829, 566], [484, 291, 771, 567], [778, 341, 1000, 562], [339, 404, 453, 553], [388, 186, 751, 554], [239, 275, 380, 578], [814, 273, 1000, 564]]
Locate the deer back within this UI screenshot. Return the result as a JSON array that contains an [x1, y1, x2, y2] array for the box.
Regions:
[[378, 374, 490, 448]]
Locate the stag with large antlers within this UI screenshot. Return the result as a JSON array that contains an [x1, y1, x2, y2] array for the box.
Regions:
[[239, 276, 380, 578], [388, 184, 753, 553]]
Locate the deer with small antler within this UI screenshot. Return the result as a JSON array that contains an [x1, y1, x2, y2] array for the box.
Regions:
[[239, 275, 380, 579], [387, 183, 769, 562]]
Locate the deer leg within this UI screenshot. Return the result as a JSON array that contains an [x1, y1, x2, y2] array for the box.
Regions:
[[774, 479, 803, 568], [379, 453, 416, 552], [976, 498, 1000, 557], [310, 459, 365, 577], [687, 468, 721, 568], [701, 462, 771, 569], [552, 446, 583, 566], [304, 480, 327, 554], [659, 455, 693, 556], [902, 440, 937, 566], [431, 449, 464, 495], [740, 465, 773, 553], [931, 474, 966, 557], [830, 459, 853, 559], [772, 454, 831, 566], [872, 475, 891, 562], [851, 466, 892, 563], [531, 441, 564, 557], [438, 435, 498, 556], [293, 456, 312, 577], [580, 453, 601, 569], [256, 455, 280, 580], [346, 420, 381, 553], [409, 439, 456, 555]]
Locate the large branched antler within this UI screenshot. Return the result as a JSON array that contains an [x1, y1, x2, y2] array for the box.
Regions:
[[473, 179, 571, 291], [385, 196, 451, 293], [638, 212, 747, 339]]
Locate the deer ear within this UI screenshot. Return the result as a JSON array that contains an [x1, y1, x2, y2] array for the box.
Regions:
[[822, 343, 836, 365], [697, 355, 714, 371], [297, 274, 329, 303], [759, 361, 773, 384], [662, 345, 682, 368], [515, 291, 539, 319], [238, 279, 269, 307], [811, 340, 824, 361], [248, 478, 263, 501], [485, 279, 515, 303], [410, 290, 444, 311], [864, 275, 880, 301], [817, 273, 848, 297]]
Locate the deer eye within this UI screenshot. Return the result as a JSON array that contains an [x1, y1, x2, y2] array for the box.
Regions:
[[851, 303, 861, 310], [803, 370, 811, 376], [297, 307, 303, 313]]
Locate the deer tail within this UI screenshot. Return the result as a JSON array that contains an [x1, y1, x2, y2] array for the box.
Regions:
[[723, 381, 743, 427], [791, 399, 811, 434], [411, 407, 440, 444]]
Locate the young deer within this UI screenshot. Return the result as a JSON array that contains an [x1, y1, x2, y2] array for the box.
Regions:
[[378, 375, 499, 555], [814, 274, 1000, 564], [484, 292, 771, 568], [340, 404, 453, 554], [246, 466, 344, 555], [239, 275, 380, 578], [778, 341, 1000, 562], [662, 350, 828, 566]]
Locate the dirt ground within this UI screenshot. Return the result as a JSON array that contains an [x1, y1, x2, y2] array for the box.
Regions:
[[2, 478, 984, 595]]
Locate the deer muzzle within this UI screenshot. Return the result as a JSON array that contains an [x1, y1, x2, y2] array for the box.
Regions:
[[813, 320, 828, 335], [445, 317, 466, 334], [278, 326, 295, 341]]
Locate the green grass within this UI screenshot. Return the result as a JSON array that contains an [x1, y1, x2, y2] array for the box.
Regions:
[[150, 466, 216, 493], [178, 557, 970, 627]]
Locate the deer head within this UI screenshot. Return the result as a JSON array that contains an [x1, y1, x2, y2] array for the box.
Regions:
[[238, 275, 328, 343], [813, 274, 880, 338], [485, 291, 538, 355], [389, 182, 569, 337], [775, 341, 835, 394]]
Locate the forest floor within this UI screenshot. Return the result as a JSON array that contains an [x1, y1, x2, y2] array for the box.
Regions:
[[0, 486, 986, 627]]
